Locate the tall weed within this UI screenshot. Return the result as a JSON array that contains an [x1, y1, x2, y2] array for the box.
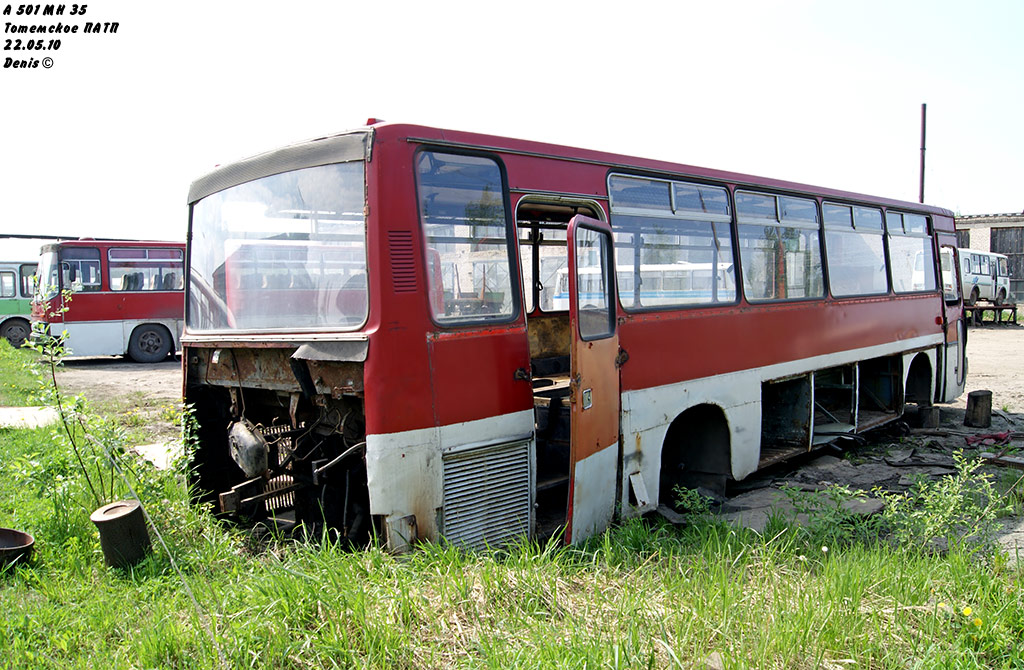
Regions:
[[777, 482, 885, 549], [875, 450, 1011, 554]]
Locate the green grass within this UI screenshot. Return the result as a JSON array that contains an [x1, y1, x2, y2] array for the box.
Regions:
[[1, 341, 1023, 668], [0, 341, 43, 407]]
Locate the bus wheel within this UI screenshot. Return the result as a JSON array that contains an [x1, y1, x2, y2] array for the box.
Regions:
[[996, 289, 1006, 306], [966, 288, 979, 306], [1, 318, 30, 348], [128, 325, 171, 363]]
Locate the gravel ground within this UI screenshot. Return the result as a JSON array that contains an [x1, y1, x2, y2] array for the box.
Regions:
[[54, 355, 182, 440]]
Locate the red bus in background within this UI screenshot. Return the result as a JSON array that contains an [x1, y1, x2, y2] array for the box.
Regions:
[[32, 239, 185, 362], [182, 122, 966, 551]]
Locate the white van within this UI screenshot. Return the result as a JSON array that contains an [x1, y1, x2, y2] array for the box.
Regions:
[[960, 248, 1010, 305]]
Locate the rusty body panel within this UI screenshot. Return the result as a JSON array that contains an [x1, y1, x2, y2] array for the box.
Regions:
[[528, 314, 571, 360], [307, 360, 365, 398], [192, 346, 299, 391], [569, 337, 620, 462], [189, 345, 365, 397]]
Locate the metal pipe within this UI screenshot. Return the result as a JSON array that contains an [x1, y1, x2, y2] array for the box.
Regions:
[[919, 103, 927, 203], [313, 441, 366, 477]]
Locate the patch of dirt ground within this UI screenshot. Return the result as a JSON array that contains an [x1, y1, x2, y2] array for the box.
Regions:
[[951, 325, 1024, 414], [54, 355, 182, 441]]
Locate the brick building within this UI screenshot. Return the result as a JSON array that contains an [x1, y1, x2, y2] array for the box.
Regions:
[[955, 212, 1024, 302]]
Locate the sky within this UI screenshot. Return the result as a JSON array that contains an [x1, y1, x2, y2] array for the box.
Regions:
[[2, 0, 1022, 257]]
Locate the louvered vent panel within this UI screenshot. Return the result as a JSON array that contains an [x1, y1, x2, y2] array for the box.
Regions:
[[442, 440, 533, 550], [388, 231, 418, 294]]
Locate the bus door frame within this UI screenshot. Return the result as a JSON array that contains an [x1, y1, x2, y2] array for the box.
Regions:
[[565, 215, 621, 544], [939, 243, 967, 401]]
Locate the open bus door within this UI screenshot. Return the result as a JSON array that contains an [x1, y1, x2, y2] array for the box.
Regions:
[[939, 245, 967, 402], [565, 215, 621, 543]]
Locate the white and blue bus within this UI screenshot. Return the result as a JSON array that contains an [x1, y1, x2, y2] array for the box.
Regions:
[[960, 248, 1010, 305]]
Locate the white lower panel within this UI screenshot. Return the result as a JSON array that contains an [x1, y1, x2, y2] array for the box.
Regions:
[[571, 441, 618, 544], [365, 409, 534, 545], [901, 348, 938, 402], [943, 337, 967, 403], [63, 321, 126, 357], [45, 319, 183, 357], [619, 333, 944, 518]]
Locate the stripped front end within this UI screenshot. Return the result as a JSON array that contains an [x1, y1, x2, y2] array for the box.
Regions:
[[184, 133, 374, 543]]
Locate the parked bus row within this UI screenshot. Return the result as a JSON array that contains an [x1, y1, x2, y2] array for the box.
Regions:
[[178, 121, 968, 552], [30, 240, 185, 361]]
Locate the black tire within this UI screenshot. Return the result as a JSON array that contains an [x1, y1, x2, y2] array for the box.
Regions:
[[1, 318, 30, 348], [966, 287, 979, 306], [128, 324, 172, 363], [996, 289, 1006, 306]]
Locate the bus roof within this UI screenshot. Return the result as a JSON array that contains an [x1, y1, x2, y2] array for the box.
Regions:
[[40, 239, 185, 253], [189, 121, 956, 221]]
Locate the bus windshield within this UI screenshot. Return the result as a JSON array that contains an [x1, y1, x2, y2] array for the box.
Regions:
[[35, 250, 60, 301], [188, 162, 367, 332]]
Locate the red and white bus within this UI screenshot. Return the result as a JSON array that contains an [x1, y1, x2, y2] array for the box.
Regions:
[[32, 239, 186, 362], [182, 122, 966, 550]]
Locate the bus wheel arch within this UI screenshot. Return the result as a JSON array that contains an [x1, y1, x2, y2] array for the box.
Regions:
[[1, 317, 31, 348], [128, 323, 173, 363], [904, 352, 933, 407], [659, 403, 731, 506]]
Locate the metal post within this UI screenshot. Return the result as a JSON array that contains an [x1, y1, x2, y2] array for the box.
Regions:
[[919, 103, 927, 204]]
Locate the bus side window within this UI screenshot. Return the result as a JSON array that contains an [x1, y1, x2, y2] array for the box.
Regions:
[[61, 247, 102, 292], [19, 264, 35, 298], [0, 271, 15, 298], [608, 175, 737, 309], [736, 191, 823, 301], [417, 151, 516, 323], [887, 212, 935, 293]]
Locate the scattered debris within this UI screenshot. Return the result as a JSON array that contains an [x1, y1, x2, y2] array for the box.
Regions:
[[0, 406, 59, 429], [704, 404, 1024, 555], [700, 651, 726, 670], [885, 448, 914, 463], [996, 518, 1024, 560], [980, 451, 1024, 471], [131, 440, 183, 470], [993, 408, 1016, 426], [965, 431, 1012, 447], [656, 505, 687, 525]]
